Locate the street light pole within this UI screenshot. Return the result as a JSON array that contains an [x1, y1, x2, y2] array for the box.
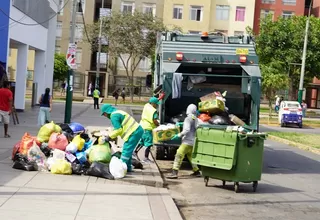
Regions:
[[64, 0, 78, 123], [298, 0, 312, 103], [95, 0, 104, 89]]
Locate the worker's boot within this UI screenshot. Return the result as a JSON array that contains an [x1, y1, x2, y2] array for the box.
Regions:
[[190, 170, 201, 177], [166, 170, 178, 179]]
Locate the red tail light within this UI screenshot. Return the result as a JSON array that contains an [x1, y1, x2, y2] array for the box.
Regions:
[[176, 52, 183, 61], [284, 108, 289, 110], [239, 55, 247, 63], [298, 108, 302, 111]]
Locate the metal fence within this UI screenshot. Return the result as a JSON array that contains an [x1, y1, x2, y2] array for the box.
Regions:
[[108, 75, 152, 98]]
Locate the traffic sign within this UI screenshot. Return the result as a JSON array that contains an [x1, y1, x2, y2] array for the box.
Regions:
[[66, 43, 77, 69]]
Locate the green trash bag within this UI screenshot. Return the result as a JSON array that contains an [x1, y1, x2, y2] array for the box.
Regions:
[[87, 143, 111, 164]]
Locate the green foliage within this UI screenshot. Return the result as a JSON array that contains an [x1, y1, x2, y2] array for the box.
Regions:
[[54, 53, 68, 81]]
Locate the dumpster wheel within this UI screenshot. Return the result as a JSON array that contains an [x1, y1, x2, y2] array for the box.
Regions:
[[204, 177, 209, 187], [234, 182, 239, 193], [222, 181, 226, 187], [253, 181, 258, 192]]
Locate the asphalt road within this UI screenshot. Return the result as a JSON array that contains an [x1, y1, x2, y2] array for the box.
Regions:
[[260, 124, 320, 134], [157, 140, 320, 220]]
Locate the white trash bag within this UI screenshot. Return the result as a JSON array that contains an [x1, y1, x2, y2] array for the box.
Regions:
[[109, 156, 127, 179]]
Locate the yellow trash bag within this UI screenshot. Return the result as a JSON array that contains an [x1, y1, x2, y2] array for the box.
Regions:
[[72, 135, 85, 151], [50, 159, 72, 175], [37, 121, 62, 143]]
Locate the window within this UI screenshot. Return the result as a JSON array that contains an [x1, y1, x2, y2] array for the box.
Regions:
[[76, 0, 85, 14], [55, 47, 61, 54], [190, 6, 203, 21], [188, 31, 201, 34], [234, 31, 244, 36], [216, 5, 229, 21], [282, 11, 294, 19], [117, 54, 131, 70], [282, 0, 296, 5], [96, 53, 108, 68], [262, 0, 275, 3], [121, 2, 135, 14], [260, 9, 274, 20], [139, 57, 151, 72], [173, 5, 183, 19], [75, 24, 84, 40], [235, 6, 245, 21], [58, 0, 64, 15], [76, 49, 82, 68], [56, 21, 62, 39], [143, 3, 156, 17]]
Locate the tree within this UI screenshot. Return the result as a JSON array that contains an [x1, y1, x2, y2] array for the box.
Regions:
[[87, 11, 166, 102], [253, 15, 320, 100], [54, 53, 69, 82]]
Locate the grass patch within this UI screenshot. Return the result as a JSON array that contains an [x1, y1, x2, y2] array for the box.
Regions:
[[268, 132, 320, 149]]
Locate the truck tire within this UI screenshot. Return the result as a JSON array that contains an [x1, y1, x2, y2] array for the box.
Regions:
[[154, 145, 166, 160], [167, 146, 177, 160]]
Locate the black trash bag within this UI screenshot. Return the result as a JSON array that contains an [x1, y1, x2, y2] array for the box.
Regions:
[[40, 143, 52, 157], [71, 163, 89, 175], [132, 155, 143, 170], [170, 112, 187, 124], [208, 115, 232, 125], [12, 154, 38, 171], [59, 123, 74, 134], [86, 162, 114, 180], [80, 133, 90, 142]]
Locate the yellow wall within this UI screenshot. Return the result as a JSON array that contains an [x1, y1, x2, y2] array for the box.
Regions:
[[163, 0, 255, 35], [8, 48, 35, 80]]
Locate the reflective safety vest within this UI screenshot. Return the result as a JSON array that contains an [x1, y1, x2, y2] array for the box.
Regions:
[[93, 89, 100, 98], [111, 110, 139, 141], [140, 103, 157, 130]]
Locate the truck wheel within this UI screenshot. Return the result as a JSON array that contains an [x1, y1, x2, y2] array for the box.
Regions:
[[155, 146, 165, 160], [167, 146, 177, 160], [298, 123, 303, 128], [281, 122, 285, 127], [253, 181, 258, 192]]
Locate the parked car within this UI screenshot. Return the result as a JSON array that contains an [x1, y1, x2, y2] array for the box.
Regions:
[[278, 101, 303, 128]]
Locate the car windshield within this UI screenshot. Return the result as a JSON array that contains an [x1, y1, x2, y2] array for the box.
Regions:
[[287, 103, 300, 108]]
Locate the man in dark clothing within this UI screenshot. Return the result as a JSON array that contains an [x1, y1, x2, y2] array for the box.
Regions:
[[0, 62, 8, 88]]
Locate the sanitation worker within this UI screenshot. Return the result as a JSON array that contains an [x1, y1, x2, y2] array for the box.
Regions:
[[166, 104, 201, 179], [93, 87, 100, 109], [133, 97, 160, 163], [101, 104, 143, 172]]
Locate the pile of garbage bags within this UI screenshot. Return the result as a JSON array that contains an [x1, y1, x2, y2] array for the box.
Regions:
[[11, 121, 142, 180]]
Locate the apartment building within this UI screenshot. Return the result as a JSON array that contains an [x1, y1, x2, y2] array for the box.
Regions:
[[163, 0, 255, 36], [253, 0, 306, 33]]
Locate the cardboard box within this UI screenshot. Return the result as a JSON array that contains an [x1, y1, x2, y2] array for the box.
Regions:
[[200, 92, 217, 101], [198, 99, 225, 114], [153, 127, 180, 143]]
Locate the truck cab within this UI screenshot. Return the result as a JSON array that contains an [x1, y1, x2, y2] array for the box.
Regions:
[[153, 32, 262, 160]]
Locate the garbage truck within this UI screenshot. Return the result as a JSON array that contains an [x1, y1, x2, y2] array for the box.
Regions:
[[153, 31, 262, 160]]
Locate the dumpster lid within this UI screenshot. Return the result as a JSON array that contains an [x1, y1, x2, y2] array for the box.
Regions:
[[241, 65, 261, 77]]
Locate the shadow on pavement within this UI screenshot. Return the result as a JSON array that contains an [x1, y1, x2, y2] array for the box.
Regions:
[[263, 147, 320, 174]]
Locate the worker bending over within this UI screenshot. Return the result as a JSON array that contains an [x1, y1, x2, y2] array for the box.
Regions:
[[101, 104, 143, 172], [134, 97, 160, 163], [167, 104, 201, 179]]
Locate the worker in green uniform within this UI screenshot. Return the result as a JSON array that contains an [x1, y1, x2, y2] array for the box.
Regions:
[[167, 104, 201, 179], [93, 87, 100, 109], [101, 104, 143, 172], [134, 97, 160, 163]]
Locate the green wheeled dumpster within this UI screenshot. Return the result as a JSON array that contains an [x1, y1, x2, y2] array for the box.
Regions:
[[192, 125, 267, 193]]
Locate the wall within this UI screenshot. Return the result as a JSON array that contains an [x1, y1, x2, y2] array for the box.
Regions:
[[0, 0, 10, 70], [253, 0, 306, 33]]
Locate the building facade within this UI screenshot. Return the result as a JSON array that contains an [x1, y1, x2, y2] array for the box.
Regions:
[[253, 0, 306, 33], [1, 0, 58, 110], [163, 0, 256, 36]]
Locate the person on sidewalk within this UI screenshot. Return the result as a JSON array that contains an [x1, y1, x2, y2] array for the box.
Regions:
[[38, 88, 52, 126], [112, 88, 120, 106], [134, 97, 160, 163], [121, 88, 126, 103], [167, 104, 201, 179], [0, 81, 13, 138], [93, 87, 100, 109], [301, 100, 307, 118], [101, 104, 143, 172]]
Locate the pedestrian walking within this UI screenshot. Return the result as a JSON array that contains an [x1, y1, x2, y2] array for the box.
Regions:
[[301, 100, 307, 118], [121, 87, 126, 103], [61, 81, 66, 96], [167, 104, 201, 179], [88, 82, 92, 96], [112, 88, 120, 106], [275, 95, 280, 113], [0, 81, 13, 138], [38, 88, 52, 126], [0, 61, 8, 88], [93, 87, 100, 109], [101, 104, 143, 172]]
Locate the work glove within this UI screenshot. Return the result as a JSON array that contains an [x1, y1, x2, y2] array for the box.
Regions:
[[196, 110, 201, 116], [171, 134, 180, 141], [175, 122, 183, 127]]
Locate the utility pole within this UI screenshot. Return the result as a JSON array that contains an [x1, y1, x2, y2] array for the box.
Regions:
[[298, 0, 312, 103], [95, 0, 104, 89], [64, 0, 78, 123]]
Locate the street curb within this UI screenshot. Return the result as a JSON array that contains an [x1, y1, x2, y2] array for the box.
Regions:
[[268, 135, 320, 155]]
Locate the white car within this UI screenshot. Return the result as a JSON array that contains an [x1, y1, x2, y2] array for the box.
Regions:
[[278, 101, 303, 128]]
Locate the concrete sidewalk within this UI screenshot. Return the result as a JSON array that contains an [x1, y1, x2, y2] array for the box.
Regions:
[[0, 102, 182, 220]]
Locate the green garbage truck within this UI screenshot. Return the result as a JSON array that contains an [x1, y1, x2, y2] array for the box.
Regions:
[[153, 32, 262, 160]]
